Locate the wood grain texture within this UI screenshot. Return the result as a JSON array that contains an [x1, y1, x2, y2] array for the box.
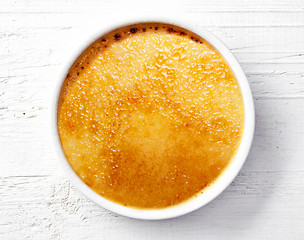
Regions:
[[0, 0, 304, 239]]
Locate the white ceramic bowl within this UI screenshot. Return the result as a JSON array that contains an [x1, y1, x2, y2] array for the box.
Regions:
[[51, 19, 255, 220]]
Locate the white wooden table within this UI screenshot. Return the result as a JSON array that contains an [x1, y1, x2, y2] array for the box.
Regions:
[[1, 0, 304, 239]]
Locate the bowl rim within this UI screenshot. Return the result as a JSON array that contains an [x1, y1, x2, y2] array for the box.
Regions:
[[50, 18, 255, 220]]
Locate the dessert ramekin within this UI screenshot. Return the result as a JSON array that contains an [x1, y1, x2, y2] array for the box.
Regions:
[[51, 18, 255, 220]]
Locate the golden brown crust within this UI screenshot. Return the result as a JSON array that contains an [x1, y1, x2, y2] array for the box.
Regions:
[[57, 23, 244, 209]]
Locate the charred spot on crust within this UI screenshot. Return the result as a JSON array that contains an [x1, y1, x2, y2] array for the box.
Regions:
[[167, 28, 176, 33], [102, 39, 106, 42], [142, 28, 146, 32], [114, 33, 121, 40], [155, 27, 158, 30], [81, 66, 84, 69], [130, 28, 138, 33], [77, 72, 79, 76], [67, 73, 70, 78], [180, 31, 186, 36]]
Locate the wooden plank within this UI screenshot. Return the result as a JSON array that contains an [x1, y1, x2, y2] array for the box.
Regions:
[[0, 0, 304, 13], [0, 12, 304, 28], [0, 171, 303, 239]]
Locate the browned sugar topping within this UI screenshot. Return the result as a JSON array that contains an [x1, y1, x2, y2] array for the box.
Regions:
[[58, 23, 244, 209]]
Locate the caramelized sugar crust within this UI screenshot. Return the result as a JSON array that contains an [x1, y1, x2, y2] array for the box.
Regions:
[[57, 23, 244, 209]]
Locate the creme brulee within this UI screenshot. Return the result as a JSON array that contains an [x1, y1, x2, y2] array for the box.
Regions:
[[57, 23, 244, 209]]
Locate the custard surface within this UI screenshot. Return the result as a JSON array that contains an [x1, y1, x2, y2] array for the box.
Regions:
[[58, 24, 244, 209]]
